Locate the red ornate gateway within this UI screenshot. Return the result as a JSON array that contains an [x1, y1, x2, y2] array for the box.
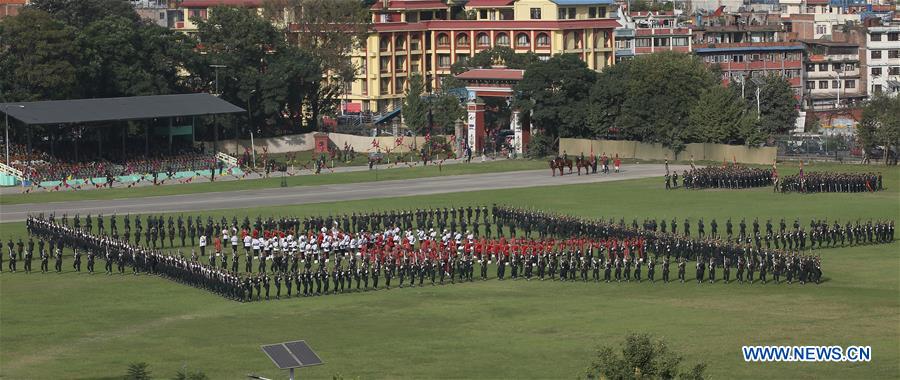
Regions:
[[455, 68, 530, 155]]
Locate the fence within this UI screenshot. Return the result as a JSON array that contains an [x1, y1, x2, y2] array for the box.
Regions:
[[558, 139, 778, 165], [205, 132, 440, 155]]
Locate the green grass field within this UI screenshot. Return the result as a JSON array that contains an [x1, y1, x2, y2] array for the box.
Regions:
[[0, 159, 545, 206], [1, 163, 898, 379]]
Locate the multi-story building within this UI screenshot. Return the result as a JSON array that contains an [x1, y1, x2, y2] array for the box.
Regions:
[[0, 0, 25, 19], [694, 42, 805, 101], [865, 23, 900, 97], [345, 0, 619, 112], [802, 40, 865, 110], [614, 10, 691, 61], [693, 12, 785, 44], [170, 0, 263, 33], [170, 0, 620, 113]]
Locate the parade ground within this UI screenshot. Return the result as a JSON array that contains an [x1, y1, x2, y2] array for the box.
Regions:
[[1, 162, 898, 379]]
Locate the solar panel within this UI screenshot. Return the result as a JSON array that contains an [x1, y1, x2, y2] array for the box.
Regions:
[[284, 340, 324, 366], [262, 344, 301, 369]]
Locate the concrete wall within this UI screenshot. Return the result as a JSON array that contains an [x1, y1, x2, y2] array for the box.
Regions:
[[206, 133, 437, 155], [559, 138, 777, 165]]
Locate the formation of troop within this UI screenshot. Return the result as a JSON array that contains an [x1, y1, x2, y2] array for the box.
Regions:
[[670, 165, 773, 190], [8, 206, 895, 301], [777, 171, 883, 193]]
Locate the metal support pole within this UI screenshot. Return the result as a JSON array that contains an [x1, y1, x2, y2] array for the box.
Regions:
[[289, 368, 295, 380]]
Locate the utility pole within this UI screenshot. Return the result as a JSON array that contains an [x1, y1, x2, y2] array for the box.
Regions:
[[210, 64, 227, 152]]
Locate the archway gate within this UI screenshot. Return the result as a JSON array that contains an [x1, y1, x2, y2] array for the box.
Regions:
[[454, 68, 530, 155]]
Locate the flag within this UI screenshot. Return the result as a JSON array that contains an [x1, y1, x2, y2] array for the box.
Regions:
[[732, 154, 736, 167], [371, 139, 379, 149], [722, 157, 727, 168], [799, 160, 804, 179]]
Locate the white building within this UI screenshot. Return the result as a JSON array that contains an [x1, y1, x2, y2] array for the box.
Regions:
[[865, 24, 900, 97]]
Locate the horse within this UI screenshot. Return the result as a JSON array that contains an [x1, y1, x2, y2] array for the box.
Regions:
[[575, 157, 593, 176], [549, 157, 573, 177]]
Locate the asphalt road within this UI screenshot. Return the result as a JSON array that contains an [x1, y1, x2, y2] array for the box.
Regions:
[[1, 164, 684, 222]]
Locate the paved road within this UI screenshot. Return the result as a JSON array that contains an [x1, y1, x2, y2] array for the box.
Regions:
[[1, 164, 685, 222]]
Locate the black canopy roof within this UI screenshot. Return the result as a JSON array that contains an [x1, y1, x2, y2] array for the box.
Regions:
[[0, 93, 244, 125]]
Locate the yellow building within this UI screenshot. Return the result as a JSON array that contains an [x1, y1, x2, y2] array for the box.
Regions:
[[171, 0, 619, 113]]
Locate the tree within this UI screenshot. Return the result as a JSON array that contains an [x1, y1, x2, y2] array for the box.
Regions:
[[77, 17, 196, 98], [687, 85, 757, 145], [30, 0, 139, 29], [804, 112, 821, 134], [740, 74, 798, 137], [0, 8, 80, 101], [614, 52, 718, 152], [124, 362, 151, 380], [858, 94, 900, 164], [585, 333, 706, 380], [402, 73, 428, 135], [264, 0, 370, 130], [194, 6, 321, 136], [430, 92, 465, 135], [587, 60, 631, 138], [515, 54, 596, 139]]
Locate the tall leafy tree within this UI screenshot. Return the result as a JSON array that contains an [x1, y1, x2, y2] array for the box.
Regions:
[[402, 73, 428, 135], [739, 74, 798, 137], [264, 0, 370, 130], [615, 51, 718, 152], [29, 0, 139, 29], [585, 332, 706, 380], [687, 85, 758, 144], [857, 94, 900, 163], [587, 60, 631, 138], [515, 54, 596, 139], [0, 8, 79, 101], [430, 92, 465, 135]]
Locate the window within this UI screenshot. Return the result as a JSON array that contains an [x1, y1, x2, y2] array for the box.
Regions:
[[654, 38, 669, 47], [530, 8, 541, 20], [438, 54, 451, 68], [495, 33, 510, 47], [818, 63, 828, 71], [558, 7, 575, 20], [361, 80, 368, 96], [872, 67, 882, 76], [806, 64, 815, 72], [844, 79, 855, 89], [599, 7, 606, 18], [569, 8, 576, 19], [479, 10, 487, 19], [380, 37, 391, 51], [476, 33, 490, 47], [436, 33, 450, 47], [395, 36, 406, 50], [536, 33, 550, 47], [832, 80, 839, 89], [395, 77, 405, 93], [456, 33, 469, 47], [635, 38, 651, 48], [456, 54, 468, 64], [516, 33, 530, 48], [871, 33, 882, 42], [379, 57, 391, 73], [819, 80, 828, 89], [380, 78, 390, 95], [589, 7, 596, 18], [889, 33, 899, 42], [890, 50, 900, 59], [890, 67, 900, 76], [815, 25, 827, 35], [731, 54, 744, 63], [410, 37, 421, 51], [806, 81, 815, 90], [395, 56, 406, 72], [832, 63, 842, 71], [871, 50, 882, 59], [874, 84, 882, 93]]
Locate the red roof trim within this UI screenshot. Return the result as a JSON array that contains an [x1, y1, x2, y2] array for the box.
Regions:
[[372, 19, 621, 32], [370, 0, 448, 10], [456, 68, 525, 81], [465, 0, 515, 7], [179, 0, 264, 7]]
